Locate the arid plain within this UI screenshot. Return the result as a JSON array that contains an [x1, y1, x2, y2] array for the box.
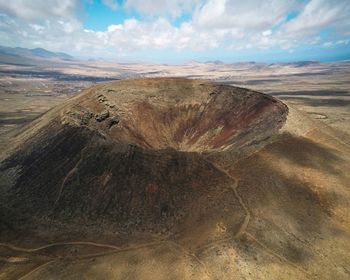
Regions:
[[1, 59, 349, 152]]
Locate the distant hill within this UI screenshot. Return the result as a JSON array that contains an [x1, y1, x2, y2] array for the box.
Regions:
[[205, 60, 225, 64], [0, 45, 73, 60], [269, 61, 320, 67]]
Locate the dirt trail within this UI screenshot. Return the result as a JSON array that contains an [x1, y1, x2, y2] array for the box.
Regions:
[[166, 240, 211, 279], [245, 232, 312, 278], [0, 241, 123, 252], [202, 157, 251, 237], [0, 157, 311, 279], [1, 240, 166, 280], [1, 237, 215, 279], [18, 260, 56, 280], [202, 157, 314, 278]]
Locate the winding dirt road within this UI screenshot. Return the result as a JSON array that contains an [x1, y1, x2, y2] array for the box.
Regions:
[[0, 157, 312, 279], [0, 241, 123, 253], [0, 239, 167, 280]]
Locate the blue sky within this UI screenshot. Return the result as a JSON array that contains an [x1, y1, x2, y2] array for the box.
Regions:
[[0, 0, 349, 63], [83, 0, 131, 31], [83, 1, 193, 31]]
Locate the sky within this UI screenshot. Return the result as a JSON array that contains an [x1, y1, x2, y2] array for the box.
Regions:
[[0, 0, 349, 63]]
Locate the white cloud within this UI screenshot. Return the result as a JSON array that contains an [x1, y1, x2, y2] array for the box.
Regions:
[[0, 0, 79, 21], [107, 24, 123, 32], [102, 0, 119, 11], [193, 0, 297, 30], [284, 0, 350, 35], [262, 30, 272, 37], [336, 39, 349, 45], [323, 41, 333, 48], [323, 39, 349, 48], [124, 0, 200, 18], [0, 0, 349, 59]]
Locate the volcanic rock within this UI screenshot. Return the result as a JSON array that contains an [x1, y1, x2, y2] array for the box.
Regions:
[[95, 110, 109, 122]]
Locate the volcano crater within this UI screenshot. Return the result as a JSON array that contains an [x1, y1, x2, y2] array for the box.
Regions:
[[2, 78, 288, 232]]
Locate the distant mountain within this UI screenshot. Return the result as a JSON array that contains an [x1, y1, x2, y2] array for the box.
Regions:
[[205, 60, 225, 64], [289, 61, 320, 67], [0, 45, 73, 60], [269, 61, 320, 67]]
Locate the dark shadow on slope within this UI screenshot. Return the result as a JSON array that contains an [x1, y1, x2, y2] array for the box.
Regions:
[[280, 96, 350, 107], [270, 90, 350, 97], [0, 122, 232, 234], [267, 134, 344, 175], [230, 133, 348, 269]]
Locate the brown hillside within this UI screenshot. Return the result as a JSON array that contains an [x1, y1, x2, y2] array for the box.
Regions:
[[0, 78, 349, 280]]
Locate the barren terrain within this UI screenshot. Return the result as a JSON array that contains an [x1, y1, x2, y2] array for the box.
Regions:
[[0, 59, 350, 280], [1, 59, 349, 154]]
